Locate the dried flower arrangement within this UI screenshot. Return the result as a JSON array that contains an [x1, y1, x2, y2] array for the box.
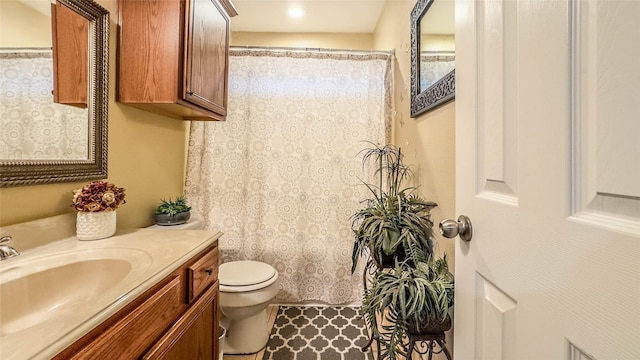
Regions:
[[72, 181, 126, 212]]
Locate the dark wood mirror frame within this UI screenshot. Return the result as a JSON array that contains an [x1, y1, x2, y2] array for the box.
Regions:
[[0, 0, 109, 187], [410, 0, 455, 117]]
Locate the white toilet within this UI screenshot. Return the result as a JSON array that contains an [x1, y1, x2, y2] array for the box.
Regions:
[[150, 216, 279, 354], [219, 260, 279, 354]]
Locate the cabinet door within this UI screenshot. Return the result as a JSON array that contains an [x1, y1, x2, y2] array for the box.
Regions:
[[51, 1, 88, 108], [143, 282, 219, 360], [59, 276, 184, 360], [183, 0, 229, 120]]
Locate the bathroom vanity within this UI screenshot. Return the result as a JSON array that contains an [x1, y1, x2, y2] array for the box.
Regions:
[[0, 225, 222, 360], [54, 242, 219, 359]]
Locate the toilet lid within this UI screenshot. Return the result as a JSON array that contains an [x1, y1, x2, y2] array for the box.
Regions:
[[219, 260, 277, 286]]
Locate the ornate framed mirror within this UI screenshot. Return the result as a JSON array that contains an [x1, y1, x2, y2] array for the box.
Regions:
[[410, 0, 455, 117], [0, 0, 109, 187]]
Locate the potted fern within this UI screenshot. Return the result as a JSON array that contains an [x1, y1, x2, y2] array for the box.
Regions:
[[361, 255, 454, 360], [351, 144, 437, 272], [154, 196, 192, 226]]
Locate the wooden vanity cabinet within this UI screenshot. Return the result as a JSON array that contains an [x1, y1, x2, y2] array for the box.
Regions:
[[117, 0, 237, 121], [53, 243, 220, 360], [142, 284, 218, 360]]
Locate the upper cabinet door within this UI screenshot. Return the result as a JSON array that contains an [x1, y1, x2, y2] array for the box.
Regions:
[[183, 0, 229, 119], [51, 1, 88, 108], [118, 0, 236, 121]]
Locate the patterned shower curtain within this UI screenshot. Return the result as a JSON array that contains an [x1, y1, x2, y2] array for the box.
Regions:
[[420, 55, 455, 91], [0, 51, 88, 160], [185, 49, 392, 304]]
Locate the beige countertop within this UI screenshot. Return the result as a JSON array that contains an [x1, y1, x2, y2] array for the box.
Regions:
[[0, 227, 221, 360]]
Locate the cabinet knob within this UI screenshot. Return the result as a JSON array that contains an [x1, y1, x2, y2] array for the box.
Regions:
[[205, 268, 213, 276], [187, 91, 194, 96]]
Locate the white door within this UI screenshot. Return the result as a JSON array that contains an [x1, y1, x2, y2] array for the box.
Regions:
[[454, 0, 640, 359]]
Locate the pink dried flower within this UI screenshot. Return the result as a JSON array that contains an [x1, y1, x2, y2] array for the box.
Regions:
[[72, 181, 126, 212]]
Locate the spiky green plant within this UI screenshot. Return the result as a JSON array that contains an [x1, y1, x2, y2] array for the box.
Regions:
[[361, 255, 454, 360], [351, 144, 437, 273], [155, 196, 192, 216]]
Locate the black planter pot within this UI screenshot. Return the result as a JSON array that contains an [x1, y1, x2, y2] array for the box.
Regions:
[[375, 253, 398, 269], [408, 314, 452, 335], [154, 211, 191, 226], [372, 248, 408, 269]]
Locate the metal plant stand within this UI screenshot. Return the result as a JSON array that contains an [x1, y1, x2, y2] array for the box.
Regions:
[[406, 332, 453, 360], [360, 255, 453, 360], [361, 257, 382, 355]]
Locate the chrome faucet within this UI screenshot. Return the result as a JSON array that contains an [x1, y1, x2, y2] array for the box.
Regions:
[[0, 236, 20, 260]]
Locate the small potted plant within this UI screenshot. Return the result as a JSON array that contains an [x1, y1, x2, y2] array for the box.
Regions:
[[361, 255, 454, 360], [351, 143, 437, 272], [154, 196, 192, 225], [72, 180, 126, 240]]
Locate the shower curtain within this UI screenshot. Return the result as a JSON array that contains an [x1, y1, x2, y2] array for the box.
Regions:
[[185, 49, 392, 304], [0, 51, 88, 160], [420, 54, 455, 91]]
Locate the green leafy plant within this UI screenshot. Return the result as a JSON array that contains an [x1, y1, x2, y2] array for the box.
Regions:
[[351, 144, 453, 359], [155, 196, 191, 216], [351, 144, 437, 272], [361, 255, 454, 360]]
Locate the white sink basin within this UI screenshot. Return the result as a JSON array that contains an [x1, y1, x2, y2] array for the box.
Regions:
[[0, 249, 152, 336]]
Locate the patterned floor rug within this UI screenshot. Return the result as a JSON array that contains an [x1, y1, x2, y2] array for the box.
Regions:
[[261, 306, 373, 360]]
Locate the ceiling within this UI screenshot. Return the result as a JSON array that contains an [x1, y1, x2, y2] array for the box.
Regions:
[[230, 0, 389, 33]]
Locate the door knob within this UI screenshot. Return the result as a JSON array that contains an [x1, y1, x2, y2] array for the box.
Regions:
[[439, 215, 473, 242]]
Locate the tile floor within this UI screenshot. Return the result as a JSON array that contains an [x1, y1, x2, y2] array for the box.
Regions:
[[260, 306, 371, 360], [222, 306, 451, 360], [223, 305, 370, 360]]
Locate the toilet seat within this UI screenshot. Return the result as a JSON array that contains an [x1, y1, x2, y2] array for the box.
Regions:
[[219, 261, 278, 293]]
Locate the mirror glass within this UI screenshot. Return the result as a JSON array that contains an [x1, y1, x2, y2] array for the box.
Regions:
[[0, 0, 89, 161], [419, 0, 454, 92], [410, 0, 455, 117], [0, 0, 109, 187]]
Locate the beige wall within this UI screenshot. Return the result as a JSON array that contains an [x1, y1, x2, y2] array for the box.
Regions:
[[374, 1, 456, 354], [0, 1, 51, 47], [422, 34, 455, 52], [232, 32, 373, 50], [374, 0, 456, 262], [0, 0, 189, 228]]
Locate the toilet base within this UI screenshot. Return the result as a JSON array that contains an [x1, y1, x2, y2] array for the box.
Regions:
[[223, 308, 270, 354]]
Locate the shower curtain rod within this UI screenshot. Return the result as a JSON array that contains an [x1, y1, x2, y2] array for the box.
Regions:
[[0, 47, 52, 53], [230, 45, 395, 56], [420, 50, 455, 55]]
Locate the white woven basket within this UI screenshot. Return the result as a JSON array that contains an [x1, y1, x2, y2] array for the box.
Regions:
[[76, 211, 116, 241]]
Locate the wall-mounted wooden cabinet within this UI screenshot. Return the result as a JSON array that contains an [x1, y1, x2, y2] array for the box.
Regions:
[[51, 1, 88, 108], [53, 244, 220, 359], [117, 0, 237, 121]]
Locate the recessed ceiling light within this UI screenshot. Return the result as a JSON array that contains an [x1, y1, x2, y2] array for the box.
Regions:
[[288, 7, 305, 18]]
